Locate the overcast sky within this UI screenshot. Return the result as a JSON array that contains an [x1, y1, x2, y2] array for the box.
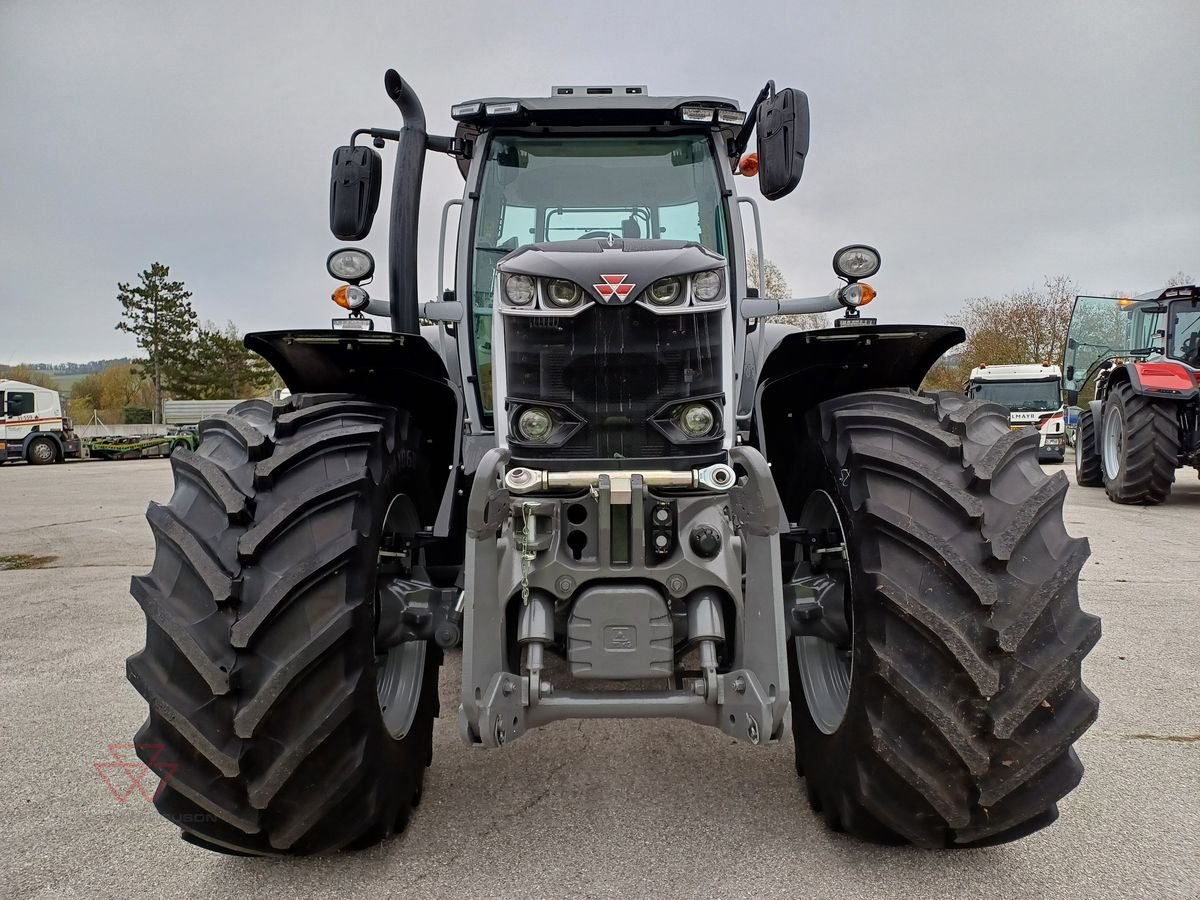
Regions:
[[2, 0, 1197, 363]]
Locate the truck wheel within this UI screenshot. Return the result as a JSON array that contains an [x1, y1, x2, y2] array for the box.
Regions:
[[26, 437, 57, 465], [787, 390, 1099, 847], [1073, 409, 1102, 487], [126, 394, 441, 855], [1100, 382, 1179, 504]]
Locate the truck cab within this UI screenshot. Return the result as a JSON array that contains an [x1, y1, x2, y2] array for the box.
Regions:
[[0, 379, 81, 465], [965, 363, 1066, 462]]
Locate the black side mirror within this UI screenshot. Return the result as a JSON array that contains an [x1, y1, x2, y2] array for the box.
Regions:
[[330, 145, 382, 240], [1066, 389, 1079, 406], [1065, 365, 1075, 381], [757, 88, 810, 200]]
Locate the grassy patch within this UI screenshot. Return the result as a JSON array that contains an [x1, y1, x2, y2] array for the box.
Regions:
[[0, 554, 57, 571]]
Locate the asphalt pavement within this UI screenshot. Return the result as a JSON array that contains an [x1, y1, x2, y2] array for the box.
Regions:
[[1, 456, 1197, 900]]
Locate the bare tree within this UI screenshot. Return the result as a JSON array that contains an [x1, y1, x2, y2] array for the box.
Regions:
[[747, 252, 829, 330]]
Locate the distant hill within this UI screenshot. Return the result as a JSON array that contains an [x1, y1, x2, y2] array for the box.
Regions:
[[0, 358, 137, 393], [0, 358, 134, 376]]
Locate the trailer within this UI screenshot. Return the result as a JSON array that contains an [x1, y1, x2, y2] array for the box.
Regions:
[[85, 428, 197, 460]]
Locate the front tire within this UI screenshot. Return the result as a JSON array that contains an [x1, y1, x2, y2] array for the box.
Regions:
[[1100, 382, 1179, 504], [1074, 409, 1102, 487], [126, 394, 440, 855], [788, 390, 1099, 847], [26, 437, 57, 465]]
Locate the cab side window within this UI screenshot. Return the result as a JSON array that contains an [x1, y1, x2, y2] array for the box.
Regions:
[[5, 391, 35, 417]]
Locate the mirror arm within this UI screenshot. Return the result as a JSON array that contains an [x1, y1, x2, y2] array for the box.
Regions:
[[350, 127, 401, 147], [740, 290, 842, 320], [733, 80, 775, 157]]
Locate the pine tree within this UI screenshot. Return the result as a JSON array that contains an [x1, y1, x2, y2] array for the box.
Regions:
[[115, 262, 197, 423], [184, 321, 276, 400]]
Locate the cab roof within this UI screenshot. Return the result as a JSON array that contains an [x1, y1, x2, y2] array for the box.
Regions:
[[449, 86, 746, 177]]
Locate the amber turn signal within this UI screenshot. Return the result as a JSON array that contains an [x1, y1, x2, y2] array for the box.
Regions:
[[738, 152, 758, 176]]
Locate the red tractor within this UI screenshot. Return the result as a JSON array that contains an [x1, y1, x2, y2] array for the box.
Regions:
[[1066, 285, 1200, 503]]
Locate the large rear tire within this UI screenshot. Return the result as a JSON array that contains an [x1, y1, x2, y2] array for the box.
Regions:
[[1074, 409, 1102, 487], [1100, 382, 1179, 504], [787, 390, 1099, 847], [126, 394, 440, 855]]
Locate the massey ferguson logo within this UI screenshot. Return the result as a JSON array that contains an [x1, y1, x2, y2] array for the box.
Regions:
[[593, 274, 636, 301]]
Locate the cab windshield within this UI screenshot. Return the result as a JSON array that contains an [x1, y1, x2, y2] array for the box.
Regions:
[[1064, 295, 1159, 391], [968, 378, 1061, 412], [469, 134, 728, 413]]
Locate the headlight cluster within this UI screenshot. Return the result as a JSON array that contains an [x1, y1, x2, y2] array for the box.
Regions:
[[644, 269, 724, 307], [502, 270, 725, 310]]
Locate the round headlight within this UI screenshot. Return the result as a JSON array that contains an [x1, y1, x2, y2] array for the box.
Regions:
[[504, 273, 536, 306], [517, 407, 553, 442], [546, 279, 583, 308], [692, 270, 722, 301], [327, 248, 375, 284], [833, 245, 881, 281], [646, 276, 682, 306], [677, 403, 716, 438]]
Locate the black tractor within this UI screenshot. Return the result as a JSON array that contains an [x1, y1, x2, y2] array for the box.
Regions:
[[127, 71, 1099, 855], [1066, 285, 1200, 503]]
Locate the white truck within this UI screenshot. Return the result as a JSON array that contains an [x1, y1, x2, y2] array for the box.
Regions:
[[0, 379, 83, 464], [965, 363, 1067, 462]]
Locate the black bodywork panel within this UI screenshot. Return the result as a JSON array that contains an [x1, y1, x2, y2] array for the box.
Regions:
[[245, 330, 464, 535], [498, 239, 725, 306], [754, 323, 965, 519]]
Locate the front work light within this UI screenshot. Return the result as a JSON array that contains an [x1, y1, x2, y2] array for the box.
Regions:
[[327, 248, 375, 284], [833, 245, 881, 281]]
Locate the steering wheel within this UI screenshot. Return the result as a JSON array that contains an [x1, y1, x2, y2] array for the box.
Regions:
[[579, 231, 622, 241], [1180, 332, 1200, 365]]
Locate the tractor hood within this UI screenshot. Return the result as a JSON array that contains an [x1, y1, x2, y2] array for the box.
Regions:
[[496, 239, 725, 306]]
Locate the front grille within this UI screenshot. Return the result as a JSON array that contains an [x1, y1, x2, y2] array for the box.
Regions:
[[504, 304, 724, 462]]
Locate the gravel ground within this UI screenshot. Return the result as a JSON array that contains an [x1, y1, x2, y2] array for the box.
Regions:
[[1, 456, 1197, 900]]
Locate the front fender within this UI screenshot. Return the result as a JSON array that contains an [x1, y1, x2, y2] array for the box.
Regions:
[[246, 329, 464, 536], [753, 323, 963, 517]]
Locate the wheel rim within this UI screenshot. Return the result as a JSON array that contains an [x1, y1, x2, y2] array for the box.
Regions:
[[377, 641, 427, 739], [1102, 406, 1124, 481], [795, 489, 854, 735], [375, 493, 427, 740], [29, 442, 53, 463]]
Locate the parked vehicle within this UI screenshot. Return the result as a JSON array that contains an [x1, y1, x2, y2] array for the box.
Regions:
[[85, 427, 197, 460], [965, 363, 1067, 462], [0, 379, 82, 464], [1066, 285, 1200, 502], [127, 73, 1099, 855]]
